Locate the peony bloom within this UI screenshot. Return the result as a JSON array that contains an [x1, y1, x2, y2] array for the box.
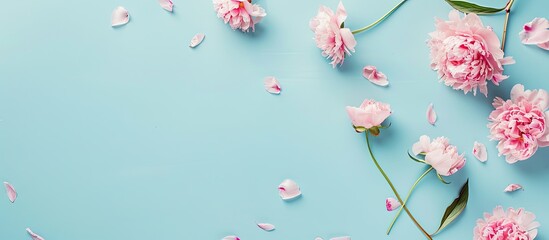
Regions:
[[428, 10, 515, 96], [310, 2, 357, 68], [346, 99, 391, 133], [474, 206, 540, 240], [213, 0, 266, 32], [412, 135, 465, 176], [520, 17, 549, 50], [488, 84, 549, 163]]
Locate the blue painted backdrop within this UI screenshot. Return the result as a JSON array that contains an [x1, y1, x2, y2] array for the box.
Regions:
[[1, 0, 548, 239]]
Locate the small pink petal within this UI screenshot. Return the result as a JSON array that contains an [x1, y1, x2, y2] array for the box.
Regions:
[[426, 103, 437, 125], [26, 228, 45, 240], [362, 65, 388, 87], [158, 0, 173, 12], [330, 237, 351, 240], [519, 17, 549, 49], [189, 33, 205, 48], [385, 197, 401, 211], [504, 184, 523, 192], [222, 236, 240, 240], [264, 76, 281, 95], [257, 223, 275, 231], [472, 141, 488, 162], [278, 179, 301, 200], [111, 6, 129, 27], [4, 182, 16, 203]]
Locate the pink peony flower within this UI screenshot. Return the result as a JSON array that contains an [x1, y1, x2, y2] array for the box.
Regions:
[[488, 84, 549, 163], [474, 206, 540, 240], [520, 17, 549, 50], [310, 2, 357, 68], [428, 10, 515, 96], [213, 0, 266, 32], [412, 135, 466, 176], [346, 99, 391, 133]]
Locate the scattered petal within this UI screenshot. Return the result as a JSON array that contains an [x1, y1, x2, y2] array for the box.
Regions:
[[519, 17, 549, 50], [362, 65, 388, 87], [222, 236, 240, 240], [385, 197, 401, 211], [158, 0, 174, 12], [504, 184, 523, 192], [426, 103, 437, 125], [257, 223, 275, 231], [189, 33, 205, 48], [472, 141, 488, 162], [26, 228, 45, 240], [278, 179, 301, 200], [111, 6, 130, 27], [3, 182, 16, 203], [264, 76, 281, 95], [330, 237, 351, 240]]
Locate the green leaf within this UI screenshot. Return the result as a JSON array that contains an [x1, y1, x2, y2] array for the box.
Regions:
[[407, 152, 426, 164], [437, 173, 451, 184], [432, 179, 469, 236], [444, 0, 505, 14]]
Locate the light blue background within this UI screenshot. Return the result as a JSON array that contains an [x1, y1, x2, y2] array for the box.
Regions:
[[1, 0, 548, 239]]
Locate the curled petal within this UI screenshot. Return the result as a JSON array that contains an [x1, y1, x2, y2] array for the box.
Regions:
[[504, 184, 523, 192], [278, 179, 301, 200], [158, 0, 173, 12], [519, 17, 549, 50], [385, 197, 401, 211], [4, 182, 17, 203], [222, 236, 240, 240], [264, 76, 281, 95], [472, 141, 488, 162], [362, 65, 388, 87], [257, 223, 275, 231], [111, 6, 130, 27], [330, 237, 351, 240], [426, 103, 437, 125], [26, 228, 45, 240], [189, 33, 205, 48]]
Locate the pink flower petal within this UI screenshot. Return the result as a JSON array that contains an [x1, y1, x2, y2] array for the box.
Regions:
[[26, 228, 45, 240], [362, 65, 388, 87], [504, 184, 523, 192], [4, 182, 17, 203], [189, 33, 205, 48], [472, 141, 488, 162], [385, 197, 401, 211], [426, 103, 437, 125], [264, 76, 281, 95], [257, 223, 275, 231], [330, 237, 351, 240], [158, 0, 173, 12], [519, 17, 549, 50], [111, 6, 129, 27], [278, 179, 301, 200], [222, 236, 240, 240]]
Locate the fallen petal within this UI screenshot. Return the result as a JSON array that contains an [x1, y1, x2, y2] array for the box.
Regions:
[[264, 76, 281, 95], [385, 197, 401, 211], [330, 237, 351, 240], [504, 184, 523, 192], [111, 6, 130, 27], [362, 65, 388, 87], [426, 103, 437, 125], [278, 179, 301, 200], [3, 182, 17, 203], [158, 0, 174, 12], [257, 223, 275, 231], [222, 236, 240, 240], [26, 228, 45, 240], [519, 17, 549, 50], [189, 33, 205, 48], [472, 141, 488, 162]]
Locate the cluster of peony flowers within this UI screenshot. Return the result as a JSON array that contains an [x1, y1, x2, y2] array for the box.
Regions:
[[412, 135, 466, 176], [309, 2, 357, 68], [213, 0, 266, 32], [474, 206, 540, 240], [488, 84, 549, 163], [346, 99, 391, 133], [428, 10, 515, 96]]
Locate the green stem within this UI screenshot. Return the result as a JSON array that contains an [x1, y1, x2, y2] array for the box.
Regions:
[[351, 0, 408, 34], [501, 0, 515, 51], [365, 133, 433, 240], [387, 167, 434, 235]]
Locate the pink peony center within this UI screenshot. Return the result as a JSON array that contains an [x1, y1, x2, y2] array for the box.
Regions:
[[481, 219, 531, 239], [443, 35, 492, 81]]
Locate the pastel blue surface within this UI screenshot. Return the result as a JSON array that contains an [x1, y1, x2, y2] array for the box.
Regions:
[[1, 0, 548, 239]]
